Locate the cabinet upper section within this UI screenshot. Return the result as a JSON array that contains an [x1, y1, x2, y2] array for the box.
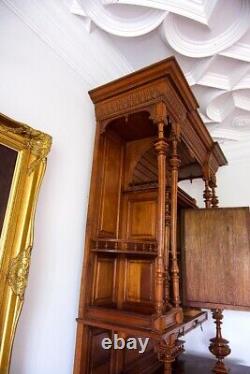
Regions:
[[89, 56, 227, 181]]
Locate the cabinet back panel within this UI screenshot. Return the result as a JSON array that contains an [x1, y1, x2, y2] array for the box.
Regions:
[[182, 207, 250, 310], [122, 190, 157, 240], [98, 133, 123, 238], [92, 256, 117, 306], [124, 258, 154, 304]]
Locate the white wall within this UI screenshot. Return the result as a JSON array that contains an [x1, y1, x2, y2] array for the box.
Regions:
[[0, 2, 130, 373], [1, 1, 250, 372], [180, 158, 250, 366]]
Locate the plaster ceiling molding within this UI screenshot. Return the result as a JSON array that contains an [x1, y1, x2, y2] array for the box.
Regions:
[[2, 0, 133, 87], [221, 140, 250, 162], [191, 84, 226, 115], [161, 0, 250, 58], [103, 0, 218, 25], [199, 112, 215, 124], [232, 90, 250, 112], [207, 92, 235, 122], [234, 73, 250, 90], [174, 53, 212, 86], [71, 0, 93, 32], [220, 29, 250, 63], [207, 90, 250, 123], [196, 56, 250, 91], [233, 115, 250, 131], [211, 128, 247, 144], [75, 0, 167, 37]]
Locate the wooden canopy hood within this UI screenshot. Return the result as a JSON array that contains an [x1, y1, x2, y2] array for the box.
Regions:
[[89, 56, 227, 183]]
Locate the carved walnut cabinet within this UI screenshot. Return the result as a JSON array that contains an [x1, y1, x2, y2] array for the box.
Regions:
[[73, 57, 238, 374]]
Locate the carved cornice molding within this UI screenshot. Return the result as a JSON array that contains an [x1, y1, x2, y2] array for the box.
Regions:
[[95, 80, 187, 124]]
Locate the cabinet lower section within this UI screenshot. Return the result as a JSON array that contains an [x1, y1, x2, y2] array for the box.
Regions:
[[74, 309, 207, 374]]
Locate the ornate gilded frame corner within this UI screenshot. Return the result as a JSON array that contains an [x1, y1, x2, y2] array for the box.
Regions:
[[0, 113, 52, 373]]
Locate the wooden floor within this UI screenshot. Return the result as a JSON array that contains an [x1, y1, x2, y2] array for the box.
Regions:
[[156, 355, 250, 374]]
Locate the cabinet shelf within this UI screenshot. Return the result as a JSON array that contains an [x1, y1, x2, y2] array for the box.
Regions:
[[91, 248, 157, 257], [91, 238, 158, 257]]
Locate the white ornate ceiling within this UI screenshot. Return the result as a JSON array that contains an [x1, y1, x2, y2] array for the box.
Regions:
[[72, 0, 250, 160]]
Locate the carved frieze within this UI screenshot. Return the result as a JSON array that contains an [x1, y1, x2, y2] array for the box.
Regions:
[[95, 80, 187, 124]]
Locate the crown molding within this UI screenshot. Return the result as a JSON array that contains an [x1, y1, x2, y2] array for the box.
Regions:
[[2, 0, 133, 87], [103, 0, 217, 25], [161, 1, 250, 58], [70, 0, 94, 32]]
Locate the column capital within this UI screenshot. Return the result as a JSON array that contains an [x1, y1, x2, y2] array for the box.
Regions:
[[150, 101, 168, 125]]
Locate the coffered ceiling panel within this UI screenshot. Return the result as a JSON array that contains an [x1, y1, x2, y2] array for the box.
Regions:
[[71, 0, 250, 159]]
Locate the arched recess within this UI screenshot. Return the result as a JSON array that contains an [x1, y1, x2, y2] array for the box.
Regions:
[[127, 139, 204, 190]]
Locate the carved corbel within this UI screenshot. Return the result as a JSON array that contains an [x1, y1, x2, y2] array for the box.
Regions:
[[150, 101, 168, 128]]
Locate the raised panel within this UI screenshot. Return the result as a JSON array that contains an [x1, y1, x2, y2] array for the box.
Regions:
[[98, 133, 123, 237], [182, 207, 250, 310], [93, 256, 117, 305], [125, 259, 153, 304], [89, 328, 112, 374], [125, 193, 157, 240]]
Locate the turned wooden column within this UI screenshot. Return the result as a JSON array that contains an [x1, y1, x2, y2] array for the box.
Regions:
[[204, 172, 230, 373], [203, 178, 212, 208], [169, 124, 181, 309], [209, 309, 231, 373], [154, 120, 168, 315], [164, 188, 171, 309], [210, 174, 219, 208]]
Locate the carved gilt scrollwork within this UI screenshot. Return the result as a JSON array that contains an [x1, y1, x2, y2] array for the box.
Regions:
[[7, 246, 32, 300], [0, 122, 52, 174]]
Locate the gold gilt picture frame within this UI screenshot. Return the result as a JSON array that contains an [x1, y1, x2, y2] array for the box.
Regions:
[[0, 113, 52, 373]]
